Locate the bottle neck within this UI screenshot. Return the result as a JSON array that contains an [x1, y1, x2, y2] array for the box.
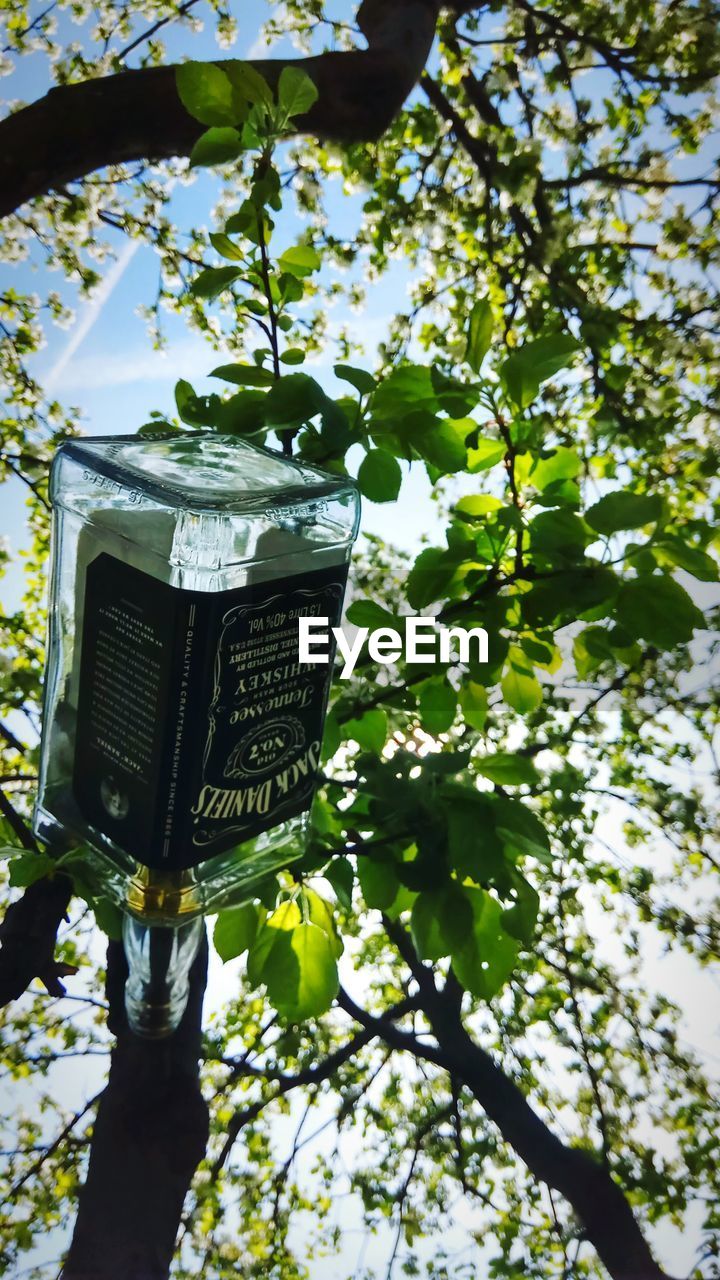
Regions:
[[122, 914, 204, 1039]]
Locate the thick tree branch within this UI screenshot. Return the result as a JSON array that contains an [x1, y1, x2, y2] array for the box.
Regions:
[[0, 873, 74, 1005], [341, 920, 678, 1280], [0, 0, 442, 217], [0, 786, 76, 1003], [62, 931, 209, 1280]]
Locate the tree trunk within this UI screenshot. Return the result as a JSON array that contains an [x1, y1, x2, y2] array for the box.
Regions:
[[62, 931, 209, 1280]]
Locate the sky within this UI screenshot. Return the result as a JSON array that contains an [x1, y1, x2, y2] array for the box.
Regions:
[[1, 3, 719, 1276]]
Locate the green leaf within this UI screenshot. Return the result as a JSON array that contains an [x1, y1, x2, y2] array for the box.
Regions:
[[500, 334, 580, 410], [174, 378, 219, 427], [522, 566, 618, 628], [312, 793, 342, 838], [214, 903, 259, 962], [288, 922, 339, 1017], [321, 712, 341, 762], [225, 61, 274, 110], [278, 65, 319, 118], [334, 364, 376, 396], [418, 678, 457, 734], [519, 635, 557, 667], [320, 399, 351, 448], [411, 892, 447, 961], [190, 265, 243, 301], [264, 373, 326, 425], [357, 449, 402, 502], [466, 298, 494, 372], [654, 536, 718, 582], [412, 884, 474, 961], [442, 791, 505, 882], [251, 163, 282, 211], [209, 231, 245, 261], [224, 199, 263, 240], [431, 368, 478, 417], [371, 366, 437, 420], [215, 390, 267, 435], [225, 199, 267, 240], [415, 417, 469, 473], [501, 648, 543, 714], [278, 273, 304, 304], [406, 547, 458, 610], [344, 708, 388, 755], [451, 888, 519, 999], [469, 626, 509, 686], [8, 851, 54, 889], [280, 348, 305, 365], [303, 888, 343, 959], [210, 363, 274, 386], [277, 243, 321, 277], [532, 447, 581, 489], [346, 599, 397, 629], [494, 797, 551, 862], [190, 126, 243, 168], [176, 62, 237, 126], [358, 858, 400, 911], [256, 876, 282, 911], [585, 490, 662, 535], [93, 898, 123, 940], [324, 856, 354, 911], [455, 494, 503, 520], [435, 883, 475, 951], [458, 680, 488, 731], [476, 752, 539, 786], [501, 874, 540, 944], [616, 574, 704, 647], [264, 922, 338, 1021], [529, 508, 589, 559], [247, 899, 301, 987], [466, 436, 506, 473], [573, 626, 610, 677]]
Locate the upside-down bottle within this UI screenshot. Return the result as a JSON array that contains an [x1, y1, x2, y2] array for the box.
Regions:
[[34, 432, 360, 1036]]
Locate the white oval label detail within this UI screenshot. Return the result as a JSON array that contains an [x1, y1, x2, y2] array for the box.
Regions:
[[225, 716, 305, 778]]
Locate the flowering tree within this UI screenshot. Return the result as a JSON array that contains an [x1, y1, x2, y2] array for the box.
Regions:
[[1, 3, 719, 1278]]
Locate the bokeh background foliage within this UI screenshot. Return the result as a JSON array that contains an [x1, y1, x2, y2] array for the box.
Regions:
[[0, 1, 719, 1277]]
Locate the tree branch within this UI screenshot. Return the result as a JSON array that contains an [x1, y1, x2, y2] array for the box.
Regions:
[[210, 993, 418, 1178], [0, 873, 74, 1005], [343, 921, 678, 1280], [0, 784, 37, 849], [0, 784, 78, 1004], [0, 0, 442, 217]]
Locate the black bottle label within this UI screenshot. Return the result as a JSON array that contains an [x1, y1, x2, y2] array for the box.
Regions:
[[73, 552, 346, 869]]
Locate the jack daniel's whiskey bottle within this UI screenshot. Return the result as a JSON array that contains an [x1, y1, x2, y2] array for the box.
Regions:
[[34, 432, 359, 1032]]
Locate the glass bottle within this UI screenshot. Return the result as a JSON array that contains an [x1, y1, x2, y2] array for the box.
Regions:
[[34, 431, 360, 1034]]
